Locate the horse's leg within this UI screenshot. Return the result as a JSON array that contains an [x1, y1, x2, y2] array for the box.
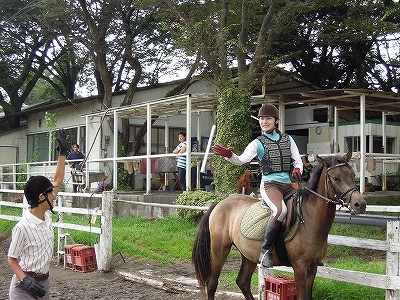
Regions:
[[236, 255, 257, 300], [293, 264, 318, 300], [206, 243, 232, 300]]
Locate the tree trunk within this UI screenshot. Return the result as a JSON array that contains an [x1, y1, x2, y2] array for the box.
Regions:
[[213, 82, 253, 195]]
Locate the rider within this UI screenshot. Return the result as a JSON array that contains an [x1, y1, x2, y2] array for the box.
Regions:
[[212, 104, 303, 268]]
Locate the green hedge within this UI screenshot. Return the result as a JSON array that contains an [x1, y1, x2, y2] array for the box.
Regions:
[[175, 190, 223, 222]]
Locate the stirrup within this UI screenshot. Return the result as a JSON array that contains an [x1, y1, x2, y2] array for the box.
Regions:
[[259, 251, 273, 268]]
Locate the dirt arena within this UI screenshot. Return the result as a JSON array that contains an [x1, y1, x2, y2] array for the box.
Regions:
[[0, 234, 244, 300]]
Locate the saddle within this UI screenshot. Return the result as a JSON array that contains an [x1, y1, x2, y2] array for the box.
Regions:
[[240, 189, 304, 266]]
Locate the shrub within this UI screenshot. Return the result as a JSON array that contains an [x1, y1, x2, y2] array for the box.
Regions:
[[175, 190, 223, 222]]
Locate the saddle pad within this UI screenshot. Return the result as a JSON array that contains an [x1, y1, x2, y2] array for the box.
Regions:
[[240, 202, 270, 240]]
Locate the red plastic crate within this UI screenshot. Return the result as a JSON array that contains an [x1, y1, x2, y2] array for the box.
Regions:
[[265, 275, 297, 300], [64, 244, 84, 269], [74, 263, 97, 273], [72, 245, 97, 272]]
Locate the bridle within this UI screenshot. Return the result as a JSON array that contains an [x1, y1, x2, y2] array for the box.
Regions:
[[303, 162, 358, 210]]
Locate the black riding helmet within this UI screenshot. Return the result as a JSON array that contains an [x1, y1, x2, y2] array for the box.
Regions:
[[24, 176, 55, 208]]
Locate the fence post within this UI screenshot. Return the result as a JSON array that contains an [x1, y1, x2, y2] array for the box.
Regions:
[[258, 265, 274, 300], [386, 220, 400, 300], [98, 191, 113, 271]]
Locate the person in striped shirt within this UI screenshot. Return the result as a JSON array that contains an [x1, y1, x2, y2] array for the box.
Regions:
[[173, 131, 187, 190], [7, 130, 69, 300]]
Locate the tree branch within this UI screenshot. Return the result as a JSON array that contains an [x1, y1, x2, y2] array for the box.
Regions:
[[249, 0, 277, 77], [237, 0, 249, 78], [218, 0, 229, 81]]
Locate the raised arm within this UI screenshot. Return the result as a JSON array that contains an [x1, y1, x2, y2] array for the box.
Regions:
[[53, 130, 69, 196]]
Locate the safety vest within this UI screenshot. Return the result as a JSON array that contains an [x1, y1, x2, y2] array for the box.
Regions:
[[257, 133, 292, 175]]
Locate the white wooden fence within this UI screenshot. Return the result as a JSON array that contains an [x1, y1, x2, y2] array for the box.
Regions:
[[114, 199, 400, 299], [0, 189, 113, 272], [259, 220, 400, 300], [1, 190, 400, 299]]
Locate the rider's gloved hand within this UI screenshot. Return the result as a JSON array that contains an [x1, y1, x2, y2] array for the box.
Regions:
[[291, 168, 302, 182], [212, 144, 233, 158], [20, 276, 46, 299], [56, 129, 70, 156]]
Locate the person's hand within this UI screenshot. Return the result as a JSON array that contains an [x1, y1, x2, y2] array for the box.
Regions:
[[212, 144, 233, 158], [56, 129, 69, 156], [291, 168, 302, 182], [20, 276, 46, 299]]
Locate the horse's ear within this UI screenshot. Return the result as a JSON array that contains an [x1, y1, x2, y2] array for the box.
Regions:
[[343, 150, 352, 163], [316, 155, 325, 166]]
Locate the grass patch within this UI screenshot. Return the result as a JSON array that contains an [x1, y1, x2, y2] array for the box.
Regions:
[[312, 278, 384, 300], [330, 222, 386, 240], [0, 219, 15, 234], [112, 216, 198, 264], [0, 208, 198, 264]]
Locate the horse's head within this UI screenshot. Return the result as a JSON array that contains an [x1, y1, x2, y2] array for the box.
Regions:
[[316, 150, 367, 215]]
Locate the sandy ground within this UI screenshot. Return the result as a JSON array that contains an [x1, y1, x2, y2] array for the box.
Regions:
[[0, 234, 246, 300]]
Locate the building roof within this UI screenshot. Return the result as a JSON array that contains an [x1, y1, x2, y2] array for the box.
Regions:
[[81, 68, 320, 119], [83, 88, 400, 122], [253, 89, 400, 115], [82, 93, 219, 119]]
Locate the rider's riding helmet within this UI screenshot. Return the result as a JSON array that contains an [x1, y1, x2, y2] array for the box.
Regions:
[[257, 104, 279, 119], [24, 176, 54, 208]]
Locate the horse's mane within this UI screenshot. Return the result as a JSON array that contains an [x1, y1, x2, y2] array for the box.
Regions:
[[305, 164, 323, 191], [305, 155, 346, 192]]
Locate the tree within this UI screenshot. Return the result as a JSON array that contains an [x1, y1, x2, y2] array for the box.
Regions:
[[0, 0, 90, 130], [39, 38, 90, 100], [0, 0, 57, 128], [165, 0, 311, 194], [273, 0, 400, 91]]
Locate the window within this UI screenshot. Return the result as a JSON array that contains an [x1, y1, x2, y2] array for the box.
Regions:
[[345, 136, 370, 152], [27, 132, 49, 162], [372, 136, 394, 154], [50, 128, 74, 160], [79, 126, 86, 153], [344, 135, 394, 154], [28, 126, 86, 162], [313, 108, 328, 123], [51, 127, 86, 160]]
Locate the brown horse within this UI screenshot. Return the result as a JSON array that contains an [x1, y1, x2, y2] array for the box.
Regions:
[[192, 151, 366, 300]]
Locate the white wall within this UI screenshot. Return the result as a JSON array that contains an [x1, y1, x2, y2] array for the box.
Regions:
[[0, 146, 18, 164], [285, 104, 327, 129], [111, 80, 216, 108], [27, 100, 103, 134], [0, 128, 27, 162]]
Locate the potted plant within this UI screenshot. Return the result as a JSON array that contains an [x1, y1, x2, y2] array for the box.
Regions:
[[365, 181, 373, 192]]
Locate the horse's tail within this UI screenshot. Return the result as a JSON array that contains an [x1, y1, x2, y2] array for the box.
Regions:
[[192, 202, 217, 293]]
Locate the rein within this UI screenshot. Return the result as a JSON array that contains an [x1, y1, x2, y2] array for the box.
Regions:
[[301, 162, 358, 210]]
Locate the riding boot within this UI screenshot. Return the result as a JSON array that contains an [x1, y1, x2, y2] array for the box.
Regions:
[[259, 218, 281, 268]]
